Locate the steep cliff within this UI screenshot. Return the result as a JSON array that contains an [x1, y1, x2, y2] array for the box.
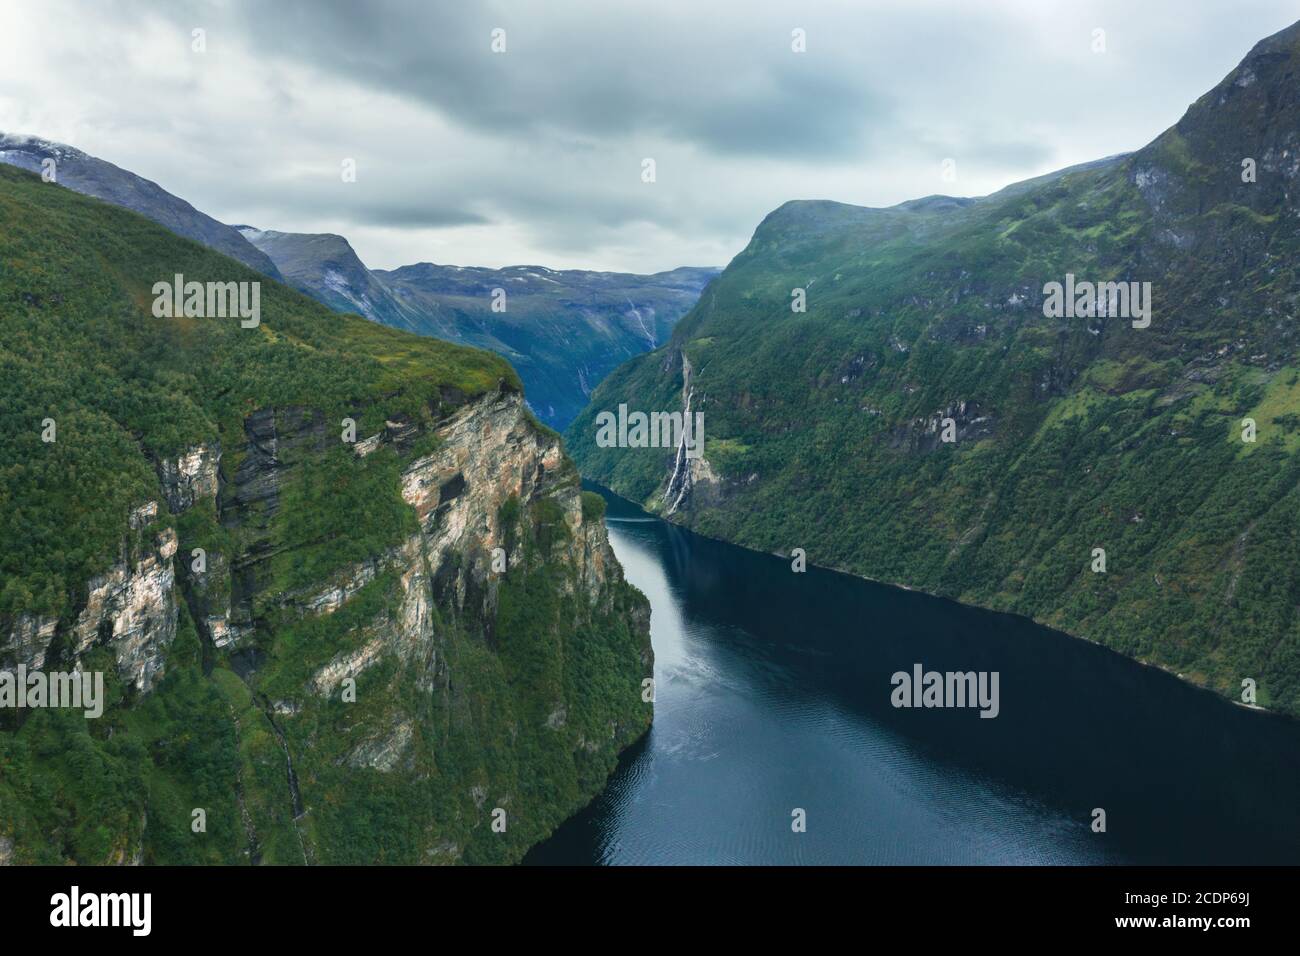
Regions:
[[0, 163, 651, 864], [569, 22, 1300, 716]]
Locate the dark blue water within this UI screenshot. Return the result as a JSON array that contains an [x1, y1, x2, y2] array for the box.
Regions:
[[527, 486, 1300, 865]]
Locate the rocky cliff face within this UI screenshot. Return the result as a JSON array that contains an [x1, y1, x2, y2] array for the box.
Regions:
[[1, 504, 179, 692], [1, 378, 649, 863], [662, 351, 723, 516], [286, 389, 637, 710], [157, 445, 221, 514], [1, 165, 652, 864]]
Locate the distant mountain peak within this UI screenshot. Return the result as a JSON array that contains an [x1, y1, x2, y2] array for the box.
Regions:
[[244, 226, 719, 428], [0, 132, 89, 162], [0, 132, 281, 279]]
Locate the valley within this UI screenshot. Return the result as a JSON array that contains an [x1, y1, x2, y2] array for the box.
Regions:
[[568, 21, 1300, 719]]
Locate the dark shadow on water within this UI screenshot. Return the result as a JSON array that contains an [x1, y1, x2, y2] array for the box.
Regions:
[[527, 483, 1300, 866]]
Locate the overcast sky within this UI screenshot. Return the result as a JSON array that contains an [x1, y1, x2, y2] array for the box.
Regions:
[[1, 0, 1297, 273]]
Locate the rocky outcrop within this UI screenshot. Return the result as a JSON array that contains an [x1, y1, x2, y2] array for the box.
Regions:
[[225, 407, 316, 527], [69, 521, 179, 692], [304, 390, 629, 710], [3, 383, 647, 864], [311, 634, 387, 697], [8, 388, 630, 713], [217, 406, 332, 647], [157, 444, 221, 514], [0, 614, 57, 671], [891, 399, 996, 452], [1, 509, 179, 693], [346, 720, 414, 773], [400, 392, 568, 596]]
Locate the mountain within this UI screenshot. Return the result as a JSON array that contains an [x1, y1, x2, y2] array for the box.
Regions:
[[0, 134, 715, 431], [234, 226, 416, 330], [239, 224, 718, 429], [376, 262, 719, 429], [0, 162, 652, 864], [568, 21, 1300, 716], [0, 133, 281, 279]]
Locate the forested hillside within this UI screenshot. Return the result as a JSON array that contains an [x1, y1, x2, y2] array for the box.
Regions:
[[0, 163, 652, 864], [569, 22, 1300, 716]]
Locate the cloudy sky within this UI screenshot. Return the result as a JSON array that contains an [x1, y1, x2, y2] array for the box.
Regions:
[[1, 0, 1296, 273]]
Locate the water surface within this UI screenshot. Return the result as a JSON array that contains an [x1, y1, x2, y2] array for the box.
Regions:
[[528, 486, 1300, 865]]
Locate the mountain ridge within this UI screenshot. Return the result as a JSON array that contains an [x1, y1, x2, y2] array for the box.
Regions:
[[239, 222, 718, 428], [0, 161, 653, 864], [0, 133, 282, 279], [567, 19, 1300, 716], [0, 133, 717, 430]]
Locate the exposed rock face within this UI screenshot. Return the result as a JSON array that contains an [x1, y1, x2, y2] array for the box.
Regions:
[[2, 446, 216, 697], [2, 384, 648, 863], [157, 444, 221, 514], [6, 389, 628, 710], [217, 406, 330, 648], [663, 351, 723, 516], [399, 392, 570, 598], [305, 390, 630, 712], [70, 523, 179, 692], [346, 719, 414, 773], [892, 400, 996, 451], [302, 558, 383, 616], [1, 513, 179, 692], [0, 614, 57, 671], [311, 633, 387, 696], [225, 407, 313, 526]]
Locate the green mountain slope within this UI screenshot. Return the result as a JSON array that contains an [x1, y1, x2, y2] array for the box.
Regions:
[[238, 220, 717, 430], [375, 262, 719, 429], [0, 134, 716, 434], [568, 22, 1300, 715], [0, 162, 652, 864], [0, 133, 283, 280]]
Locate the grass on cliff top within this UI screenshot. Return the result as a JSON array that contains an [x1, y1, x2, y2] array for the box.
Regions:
[[0, 163, 518, 618]]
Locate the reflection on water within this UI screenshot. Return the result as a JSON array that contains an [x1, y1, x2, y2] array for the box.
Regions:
[[526, 486, 1300, 865]]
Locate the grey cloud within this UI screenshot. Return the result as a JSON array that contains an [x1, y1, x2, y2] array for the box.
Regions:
[[12, 0, 1300, 272], [139, 0, 890, 163]]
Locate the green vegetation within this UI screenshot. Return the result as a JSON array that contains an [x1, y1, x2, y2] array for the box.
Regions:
[[0, 163, 651, 864], [239, 224, 718, 431], [0, 163, 511, 620], [568, 28, 1300, 716]]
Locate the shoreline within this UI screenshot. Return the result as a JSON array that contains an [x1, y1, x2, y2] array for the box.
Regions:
[[586, 479, 1294, 724]]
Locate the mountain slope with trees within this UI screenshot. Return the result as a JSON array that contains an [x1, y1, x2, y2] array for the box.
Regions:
[[568, 21, 1300, 716], [0, 163, 652, 864]]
